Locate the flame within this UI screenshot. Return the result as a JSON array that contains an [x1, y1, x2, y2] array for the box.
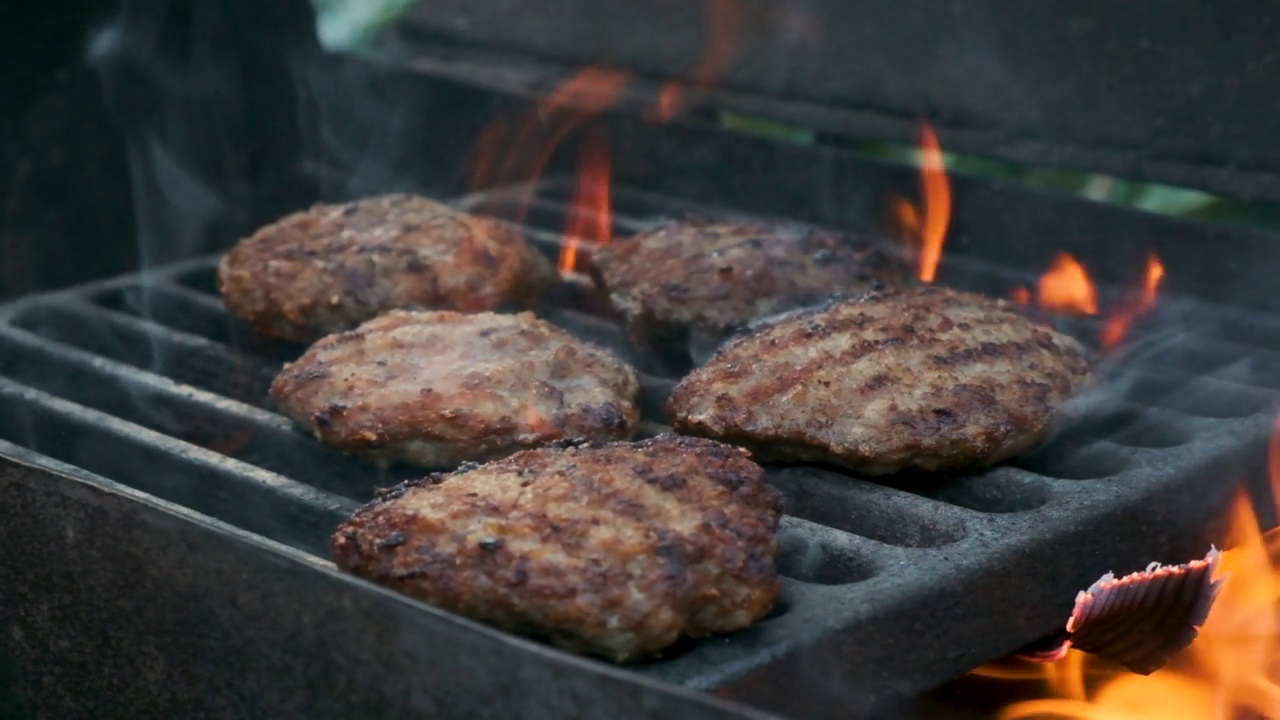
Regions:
[[1100, 254, 1166, 350], [559, 129, 612, 274], [1013, 252, 1165, 350], [647, 0, 742, 122], [988, 414, 1280, 720], [891, 123, 951, 283], [535, 67, 632, 117], [469, 67, 629, 221], [1037, 253, 1099, 316]]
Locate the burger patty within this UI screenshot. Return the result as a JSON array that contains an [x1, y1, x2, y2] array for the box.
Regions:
[[667, 287, 1092, 475], [331, 434, 784, 662], [219, 194, 554, 341], [270, 310, 640, 468], [588, 219, 910, 343]]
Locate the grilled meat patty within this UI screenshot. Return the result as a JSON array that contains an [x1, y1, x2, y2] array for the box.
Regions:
[[331, 434, 784, 662], [219, 194, 554, 341], [589, 219, 910, 345], [667, 287, 1092, 475], [270, 310, 640, 468]]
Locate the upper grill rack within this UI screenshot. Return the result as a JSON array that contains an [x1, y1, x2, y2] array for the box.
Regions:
[[0, 179, 1277, 709]]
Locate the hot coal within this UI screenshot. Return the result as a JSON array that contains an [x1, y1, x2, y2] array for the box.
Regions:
[[1010, 631, 1072, 663], [1066, 547, 1224, 674], [1015, 547, 1225, 674]]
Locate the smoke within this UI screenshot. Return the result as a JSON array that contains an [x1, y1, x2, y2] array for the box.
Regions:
[[41, 1, 303, 465], [92, 0, 501, 225], [65, 0, 488, 483], [775, 523, 833, 583], [72, 5, 522, 458], [299, 55, 444, 200], [88, 0, 321, 266]]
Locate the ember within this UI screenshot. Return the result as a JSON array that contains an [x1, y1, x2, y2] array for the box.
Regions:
[[983, 415, 1280, 719]]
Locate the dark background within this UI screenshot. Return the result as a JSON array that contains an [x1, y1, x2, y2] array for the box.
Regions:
[[395, 0, 1280, 203], [0, 0, 500, 304], [0, 1, 134, 301]]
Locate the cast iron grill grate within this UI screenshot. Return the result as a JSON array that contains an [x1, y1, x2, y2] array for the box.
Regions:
[[1, 179, 1277, 704]]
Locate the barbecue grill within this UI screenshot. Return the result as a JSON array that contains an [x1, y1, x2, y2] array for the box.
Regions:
[[4, 2, 1280, 719]]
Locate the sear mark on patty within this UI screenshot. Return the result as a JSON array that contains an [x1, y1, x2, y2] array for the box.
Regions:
[[330, 433, 784, 663], [270, 310, 642, 469], [588, 219, 911, 355], [667, 286, 1092, 475], [218, 194, 555, 342]]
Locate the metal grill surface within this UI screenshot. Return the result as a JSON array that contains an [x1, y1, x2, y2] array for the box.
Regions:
[[1, 180, 1277, 712]]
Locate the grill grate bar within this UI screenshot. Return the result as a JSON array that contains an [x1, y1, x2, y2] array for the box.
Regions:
[[12, 296, 283, 407], [766, 467, 982, 548], [0, 374, 351, 510], [0, 323, 285, 428], [3, 178, 1278, 710], [0, 376, 359, 556], [0, 326, 408, 501]]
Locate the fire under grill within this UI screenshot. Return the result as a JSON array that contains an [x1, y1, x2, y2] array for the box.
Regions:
[[3, 175, 1280, 718]]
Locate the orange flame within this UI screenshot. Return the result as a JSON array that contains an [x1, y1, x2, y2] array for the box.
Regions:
[[535, 67, 632, 118], [986, 414, 1280, 720], [559, 129, 612, 274], [1100, 254, 1166, 350], [470, 67, 629, 221], [891, 123, 951, 283], [647, 0, 743, 122], [1037, 253, 1099, 316], [1013, 253, 1165, 349]]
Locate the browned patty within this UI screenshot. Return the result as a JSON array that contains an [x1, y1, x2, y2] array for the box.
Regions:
[[270, 310, 640, 468], [331, 434, 784, 662], [588, 219, 910, 342], [219, 194, 555, 341], [667, 287, 1092, 475]]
